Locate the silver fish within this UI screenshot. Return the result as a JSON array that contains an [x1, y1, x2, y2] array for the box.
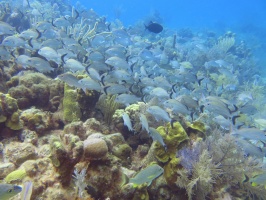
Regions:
[[139, 113, 149, 133], [64, 59, 85, 72], [150, 87, 169, 98], [105, 56, 129, 69], [149, 127, 166, 149], [235, 138, 264, 158], [78, 77, 102, 92], [87, 67, 101, 81], [109, 69, 132, 82], [115, 94, 140, 106], [90, 61, 109, 71], [122, 112, 134, 132], [53, 17, 71, 27], [212, 115, 231, 130], [163, 99, 190, 115], [0, 46, 11, 60], [232, 128, 266, 141], [91, 35, 108, 48], [19, 29, 41, 40], [139, 49, 154, 61], [36, 21, 53, 31], [88, 51, 104, 61], [0, 21, 15, 35], [1, 36, 25, 47], [105, 47, 126, 58], [104, 84, 128, 95], [147, 106, 171, 122], [153, 76, 172, 89], [41, 39, 63, 49], [38, 46, 60, 62], [57, 73, 82, 89], [16, 55, 31, 68], [27, 57, 54, 73]]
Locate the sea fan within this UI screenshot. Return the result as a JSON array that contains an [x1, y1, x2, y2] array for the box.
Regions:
[[177, 142, 201, 174]]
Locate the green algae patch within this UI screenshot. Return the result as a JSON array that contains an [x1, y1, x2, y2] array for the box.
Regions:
[[5, 168, 26, 183], [154, 122, 188, 163]]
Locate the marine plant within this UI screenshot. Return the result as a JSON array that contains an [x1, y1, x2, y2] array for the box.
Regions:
[[175, 129, 266, 200], [96, 94, 120, 125], [208, 36, 235, 59], [176, 149, 221, 200]]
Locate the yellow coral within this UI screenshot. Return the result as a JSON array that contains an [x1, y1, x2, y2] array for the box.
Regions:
[[164, 157, 180, 185], [154, 122, 188, 163]]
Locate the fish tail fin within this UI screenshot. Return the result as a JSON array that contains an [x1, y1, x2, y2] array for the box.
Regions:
[[243, 174, 249, 183], [61, 53, 67, 64], [103, 86, 110, 95], [197, 77, 204, 86], [200, 105, 205, 113], [232, 115, 240, 125], [170, 119, 176, 129], [190, 112, 194, 121], [229, 104, 238, 114]]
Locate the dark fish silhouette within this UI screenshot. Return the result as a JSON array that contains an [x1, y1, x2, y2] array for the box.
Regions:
[[145, 22, 163, 33]]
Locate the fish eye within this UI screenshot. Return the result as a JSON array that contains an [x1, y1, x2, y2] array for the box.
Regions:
[[8, 189, 13, 193]]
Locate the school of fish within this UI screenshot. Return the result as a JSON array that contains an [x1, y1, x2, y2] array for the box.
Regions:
[[0, 0, 266, 194]]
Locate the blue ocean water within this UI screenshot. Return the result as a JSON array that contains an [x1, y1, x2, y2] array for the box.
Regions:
[[75, 0, 266, 74]]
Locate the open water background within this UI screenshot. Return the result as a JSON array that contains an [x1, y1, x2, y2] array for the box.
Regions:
[[74, 0, 266, 75]]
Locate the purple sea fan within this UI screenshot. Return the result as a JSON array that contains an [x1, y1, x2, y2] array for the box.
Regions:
[[177, 142, 202, 174]]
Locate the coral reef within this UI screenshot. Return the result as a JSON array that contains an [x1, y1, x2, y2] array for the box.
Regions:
[[83, 137, 108, 160], [0, 92, 22, 131], [4, 142, 37, 166], [0, 162, 15, 179], [49, 133, 84, 186], [20, 108, 54, 133], [0, 1, 265, 199], [7, 72, 64, 110]]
